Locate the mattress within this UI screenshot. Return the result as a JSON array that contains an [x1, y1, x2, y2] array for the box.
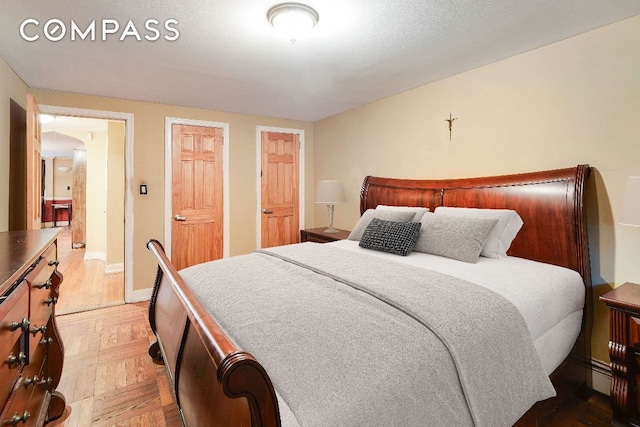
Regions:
[[328, 239, 585, 374]]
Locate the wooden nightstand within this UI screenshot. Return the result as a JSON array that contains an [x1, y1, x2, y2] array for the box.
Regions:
[[300, 227, 350, 243], [600, 282, 640, 426]]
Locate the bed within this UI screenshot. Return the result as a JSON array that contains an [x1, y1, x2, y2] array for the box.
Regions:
[[146, 164, 592, 426]]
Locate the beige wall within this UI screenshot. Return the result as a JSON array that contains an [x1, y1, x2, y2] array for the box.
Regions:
[[314, 15, 640, 365], [52, 157, 72, 199], [30, 89, 314, 294], [44, 158, 54, 199], [0, 58, 29, 231], [85, 130, 108, 257], [106, 121, 125, 268]]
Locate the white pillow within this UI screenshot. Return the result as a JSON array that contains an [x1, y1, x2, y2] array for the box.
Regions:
[[348, 209, 417, 241], [415, 213, 498, 263], [376, 205, 430, 222], [433, 207, 524, 258]]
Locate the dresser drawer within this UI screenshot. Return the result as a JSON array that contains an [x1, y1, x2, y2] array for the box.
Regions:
[[26, 293, 54, 361], [20, 355, 50, 427], [25, 244, 57, 292], [26, 244, 58, 361], [0, 375, 45, 427], [26, 323, 50, 375], [0, 283, 29, 408]]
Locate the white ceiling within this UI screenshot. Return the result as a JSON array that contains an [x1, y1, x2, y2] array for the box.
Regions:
[[1, 1, 639, 122], [41, 116, 110, 158], [41, 131, 85, 158], [42, 116, 109, 133]]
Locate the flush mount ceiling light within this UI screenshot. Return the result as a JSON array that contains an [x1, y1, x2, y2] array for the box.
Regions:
[[267, 3, 319, 44], [40, 114, 55, 124]]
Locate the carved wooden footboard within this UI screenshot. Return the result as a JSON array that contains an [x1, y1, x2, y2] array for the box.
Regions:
[[147, 240, 279, 427], [147, 164, 593, 427]]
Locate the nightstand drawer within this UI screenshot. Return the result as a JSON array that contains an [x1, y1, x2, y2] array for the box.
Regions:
[[631, 316, 640, 350], [304, 234, 333, 243], [300, 228, 350, 243]]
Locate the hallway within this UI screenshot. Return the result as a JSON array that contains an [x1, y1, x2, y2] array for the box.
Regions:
[[54, 226, 124, 315]]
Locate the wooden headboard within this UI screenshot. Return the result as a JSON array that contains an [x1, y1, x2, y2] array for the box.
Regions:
[[360, 165, 591, 286]]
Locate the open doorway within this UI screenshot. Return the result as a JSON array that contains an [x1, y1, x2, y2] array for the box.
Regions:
[[40, 114, 126, 314]]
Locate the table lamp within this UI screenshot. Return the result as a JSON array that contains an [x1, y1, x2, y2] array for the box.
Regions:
[[315, 180, 346, 233], [620, 176, 640, 227]]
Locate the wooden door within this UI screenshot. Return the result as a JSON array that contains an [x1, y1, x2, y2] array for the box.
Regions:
[[260, 131, 300, 248], [9, 99, 27, 231], [72, 149, 87, 248], [171, 124, 224, 271], [26, 94, 42, 230]]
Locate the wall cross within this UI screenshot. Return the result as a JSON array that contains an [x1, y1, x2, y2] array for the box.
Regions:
[[445, 113, 457, 141]]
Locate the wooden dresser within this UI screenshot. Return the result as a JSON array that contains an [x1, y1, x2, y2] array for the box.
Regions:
[[0, 229, 66, 426]]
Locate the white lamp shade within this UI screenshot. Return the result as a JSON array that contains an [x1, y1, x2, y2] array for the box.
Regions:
[[620, 176, 640, 227], [315, 180, 346, 204]]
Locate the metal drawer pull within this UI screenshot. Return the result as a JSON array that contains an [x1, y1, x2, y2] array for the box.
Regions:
[[5, 352, 26, 367], [23, 376, 39, 387], [174, 215, 187, 221], [46, 297, 58, 306], [30, 325, 47, 336], [37, 279, 52, 290], [4, 411, 30, 426], [48, 260, 60, 267], [263, 209, 274, 214], [9, 318, 30, 332], [38, 377, 53, 387]]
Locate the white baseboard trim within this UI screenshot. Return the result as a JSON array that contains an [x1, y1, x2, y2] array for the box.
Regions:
[[591, 358, 611, 396], [84, 251, 106, 261], [105, 262, 124, 274], [127, 287, 153, 303], [42, 221, 70, 227]]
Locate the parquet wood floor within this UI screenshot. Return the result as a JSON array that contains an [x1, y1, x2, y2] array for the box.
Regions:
[[53, 226, 124, 315], [544, 391, 612, 426], [52, 303, 182, 426]]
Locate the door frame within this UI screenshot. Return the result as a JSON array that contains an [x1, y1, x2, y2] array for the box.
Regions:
[[39, 104, 136, 302], [164, 117, 230, 260], [255, 126, 305, 248]]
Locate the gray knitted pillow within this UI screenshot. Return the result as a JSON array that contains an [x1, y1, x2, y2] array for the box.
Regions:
[[359, 218, 422, 256], [415, 214, 498, 263], [348, 209, 416, 241]]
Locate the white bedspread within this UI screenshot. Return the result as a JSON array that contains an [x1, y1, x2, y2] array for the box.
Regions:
[[329, 239, 585, 374]]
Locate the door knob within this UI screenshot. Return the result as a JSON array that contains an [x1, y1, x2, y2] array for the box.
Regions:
[[174, 215, 187, 221], [262, 209, 273, 214]]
